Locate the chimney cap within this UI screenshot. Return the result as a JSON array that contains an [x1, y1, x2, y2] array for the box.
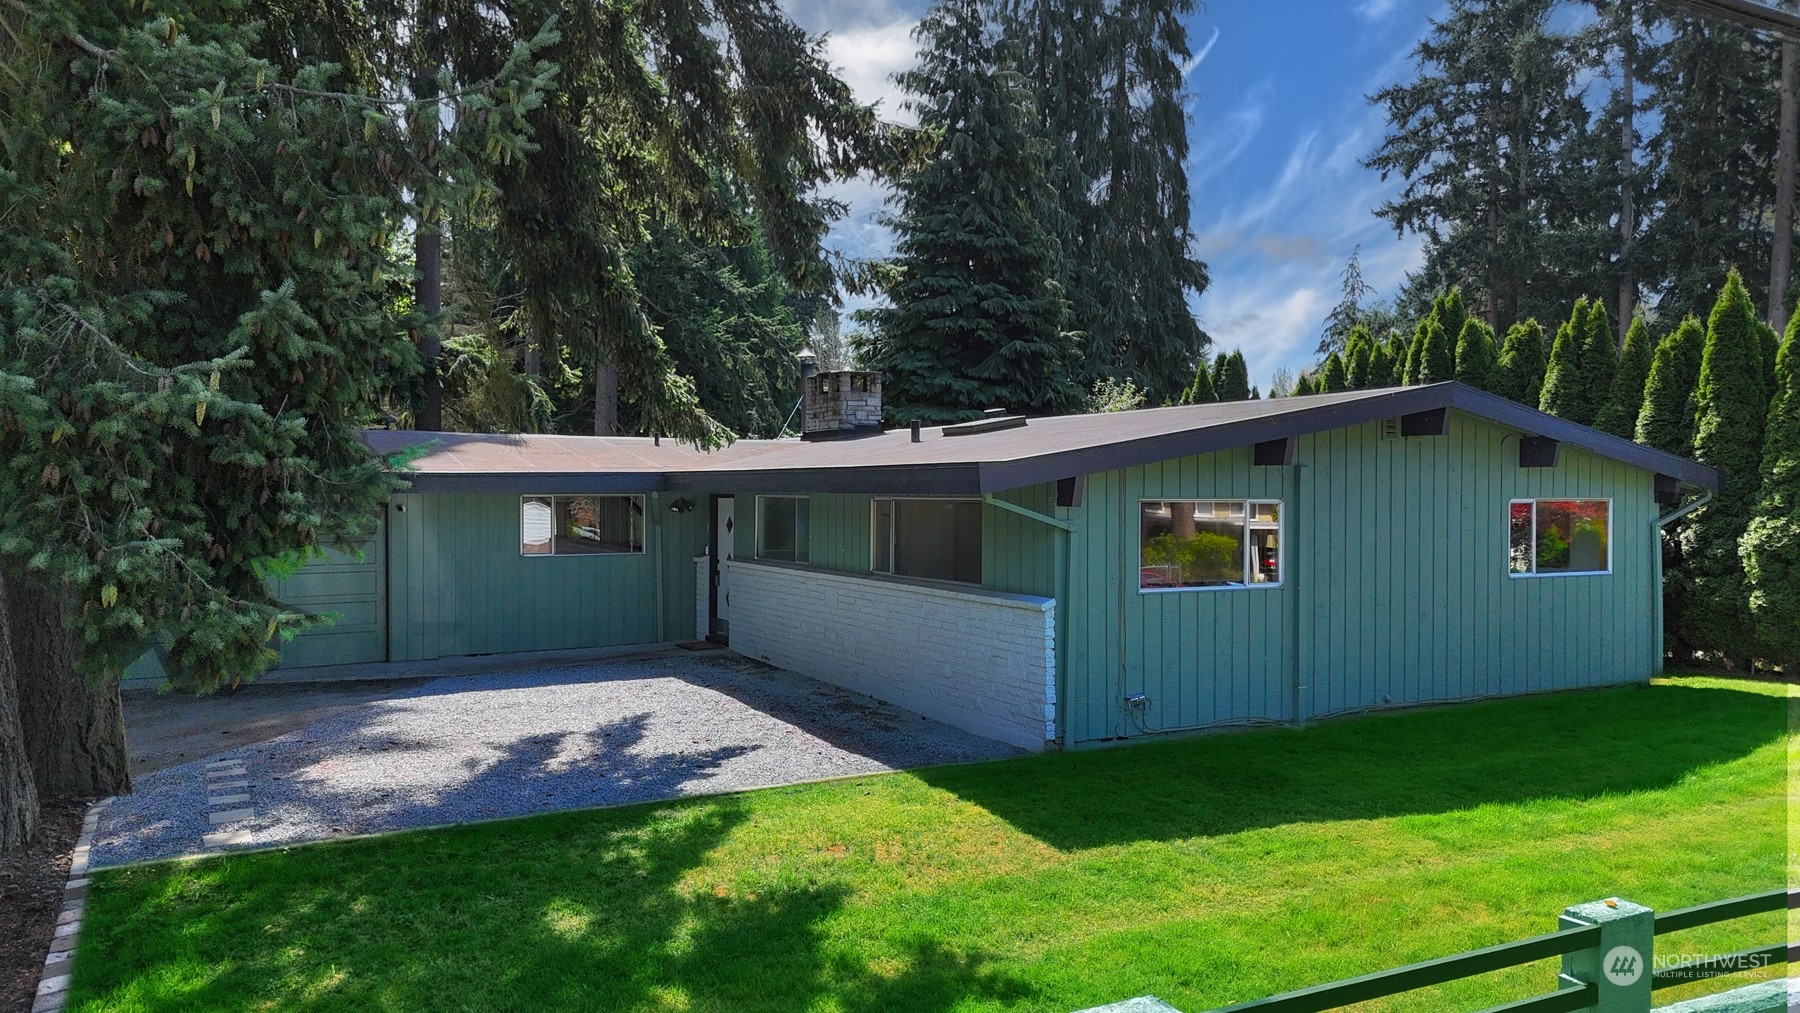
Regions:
[[797, 346, 817, 363]]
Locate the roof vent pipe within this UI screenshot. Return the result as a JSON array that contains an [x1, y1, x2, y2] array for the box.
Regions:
[[910, 420, 922, 442]]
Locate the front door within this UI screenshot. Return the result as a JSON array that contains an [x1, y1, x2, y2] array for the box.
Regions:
[[711, 496, 734, 640]]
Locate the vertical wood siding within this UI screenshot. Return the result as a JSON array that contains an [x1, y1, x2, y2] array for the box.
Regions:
[[385, 491, 707, 662], [1064, 411, 1660, 745]]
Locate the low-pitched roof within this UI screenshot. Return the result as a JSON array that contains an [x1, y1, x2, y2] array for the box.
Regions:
[[364, 382, 1719, 495]]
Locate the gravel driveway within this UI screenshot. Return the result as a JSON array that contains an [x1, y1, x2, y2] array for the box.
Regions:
[[92, 652, 1021, 868]]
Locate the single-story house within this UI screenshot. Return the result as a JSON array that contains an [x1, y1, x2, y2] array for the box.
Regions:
[[140, 374, 1719, 751]]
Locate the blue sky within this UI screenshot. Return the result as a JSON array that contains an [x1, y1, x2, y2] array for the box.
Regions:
[[783, 0, 1448, 390]]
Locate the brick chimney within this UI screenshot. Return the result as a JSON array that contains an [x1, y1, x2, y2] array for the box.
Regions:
[[802, 370, 883, 440]]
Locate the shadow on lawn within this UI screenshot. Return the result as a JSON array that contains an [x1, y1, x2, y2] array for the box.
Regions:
[[77, 792, 1034, 1012], [916, 681, 1786, 851]]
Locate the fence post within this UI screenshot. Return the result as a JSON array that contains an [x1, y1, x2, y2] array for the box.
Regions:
[[1559, 897, 1655, 1013]]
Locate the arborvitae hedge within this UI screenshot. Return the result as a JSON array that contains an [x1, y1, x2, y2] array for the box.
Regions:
[[1742, 314, 1798, 668], [1491, 319, 1548, 407], [1636, 316, 1705, 454], [1453, 318, 1498, 389], [1594, 316, 1653, 439], [1677, 270, 1770, 664], [1540, 296, 1594, 422]]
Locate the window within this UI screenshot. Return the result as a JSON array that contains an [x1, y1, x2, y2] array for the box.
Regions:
[[871, 498, 982, 584], [756, 496, 811, 563], [520, 495, 644, 555], [1140, 499, 1281, 590], [1509, 499, 1609, 576]]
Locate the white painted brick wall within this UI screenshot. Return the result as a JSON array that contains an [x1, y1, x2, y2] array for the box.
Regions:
[[694, 556, 710, 642], [724, 561, 1056, 751]]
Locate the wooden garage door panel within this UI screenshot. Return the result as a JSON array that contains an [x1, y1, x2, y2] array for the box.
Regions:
[[269, 534, 387, 669]]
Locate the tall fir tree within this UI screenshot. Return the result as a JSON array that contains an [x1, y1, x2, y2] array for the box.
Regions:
[[1366, 0, 1604, 331], [1491, 319, 1549, 407], [0, 0, 553, 845], [1741, 313, 1798, 668], [1453, 318, 1499, 389], [1594, 316, 1653, 438], [999, 0, 1210, 401], [1677, 270, 1770, 663], [1641, 16, 1784, 325], [1319, 246, 1375, 357], [1635, 316, 1706, 453], [1213, 350, 1252, 401], [1540, 297, 1596, 422], [869, 0, 1078, 424]]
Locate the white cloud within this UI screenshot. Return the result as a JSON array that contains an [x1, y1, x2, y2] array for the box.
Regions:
[[818, 18, 921, 126], [1354, 0, 1400, 22]]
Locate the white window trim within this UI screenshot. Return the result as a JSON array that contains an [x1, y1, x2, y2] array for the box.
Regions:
[[1507, 497, 1612, 578], [755, 495, 811, 564], [869, 496, 985, 586], [1137, 498, 1284, 594], [518, 494, 647, 557]]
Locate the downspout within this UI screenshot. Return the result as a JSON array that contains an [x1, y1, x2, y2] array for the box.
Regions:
[[981, 493, 1075, 748], [1289, 464, 1308, 728], [1652, 487, 1713, 675]]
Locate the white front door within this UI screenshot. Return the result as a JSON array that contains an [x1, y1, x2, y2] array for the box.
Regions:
[[712, 496, 734, 637]]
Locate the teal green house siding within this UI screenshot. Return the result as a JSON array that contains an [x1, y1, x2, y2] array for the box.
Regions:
[[1058, 410, 1659, 745], [225, 396, 1680, 753]]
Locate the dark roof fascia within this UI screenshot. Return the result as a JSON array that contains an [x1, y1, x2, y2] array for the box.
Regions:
[[395, 472, 668, 495], [1442, 384, 1721, 491], [976, 386, 1450, 493], [664, 463, 985, 496]]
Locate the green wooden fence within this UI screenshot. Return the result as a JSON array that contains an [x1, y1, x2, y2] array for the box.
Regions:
[[1082, 889, 1792, 1013]]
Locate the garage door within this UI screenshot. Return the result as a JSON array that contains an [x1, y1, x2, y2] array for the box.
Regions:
[[268, 523, 387, 668]]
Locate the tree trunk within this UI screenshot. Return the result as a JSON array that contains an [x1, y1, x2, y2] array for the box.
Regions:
[[5, 562, 130, 800], [1771, 38, 1797, 332], [0, 569, 40, 852], [594, 359, 619, 436], [413, 14, 445, 432], [1617, 8, 1637, 348]]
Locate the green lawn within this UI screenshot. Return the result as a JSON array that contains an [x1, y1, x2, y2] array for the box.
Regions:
[[70, 676, 1790, 1013]]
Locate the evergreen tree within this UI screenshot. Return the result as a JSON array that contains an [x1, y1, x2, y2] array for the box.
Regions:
[[1434, 288, 1470, 359], [1758, 321, 1780, 399], [1402, 316, 1430, 385], [1641, 17, 1784, 324], [1320, 246, 1375, 356], [1677, 270, 1770, 663], [1741, 314, 1798, 668], [1415, 317, 1457, 384], [1453, 318, 1499, 389], [1344, 327, 1377, 390], [0, 1, 552, 845], [1320, 352, 1349, 393], [1214, 350, 1252, 401], [1636, 316, 1706, 453], [1366, 0, 1604, 330], [869, 0, 1078, 424], [1179, 357, 1217, 405], [1540, 297, 1596, 422], [1579, 298, 1618, 411], [1594, 316, 1653, 438], [1491, 319, 1549, 407], [1000, 0, 1210, 401], [1382, 330, 1411, 386]]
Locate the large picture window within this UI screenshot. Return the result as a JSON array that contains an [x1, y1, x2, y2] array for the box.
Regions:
[[756, 496, 811, 563], [871, 498, 982, 584], [520, 495, 644, 556], [1140, 500, 1281, 590], [1509, 499, 1609, 576]]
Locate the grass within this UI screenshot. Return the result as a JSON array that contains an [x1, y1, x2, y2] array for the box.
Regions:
[[69, 676, 1791, 1013]]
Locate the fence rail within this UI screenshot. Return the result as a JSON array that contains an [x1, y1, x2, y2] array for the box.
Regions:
[[1195, 889, 1792, 1013]]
